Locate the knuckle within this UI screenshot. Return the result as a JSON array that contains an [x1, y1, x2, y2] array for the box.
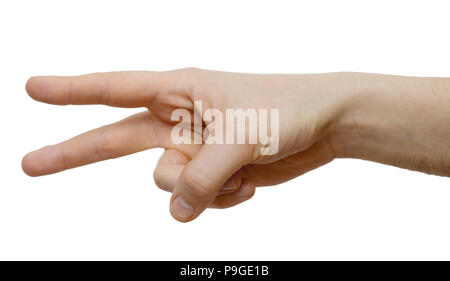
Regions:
[[171, 67, 201, 94], [181, 168, 214, 200], [55, 144, 69, 170], [94, 129, 116, 160], [179, 67, 201, 75], [66, 77, 73, 105], [170, 67, 201, 81], [99, 75, 111, 105], [153, 168, 170, 191]]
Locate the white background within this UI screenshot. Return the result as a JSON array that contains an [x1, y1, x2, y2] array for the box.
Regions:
[[1, 0, 449, 260]]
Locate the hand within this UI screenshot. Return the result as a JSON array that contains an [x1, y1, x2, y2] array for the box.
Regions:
[[24, 68, 450, 222], [22, 68, 348, 222]]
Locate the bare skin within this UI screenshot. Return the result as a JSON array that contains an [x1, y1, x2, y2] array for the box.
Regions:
[[22, 68, 450, 222]]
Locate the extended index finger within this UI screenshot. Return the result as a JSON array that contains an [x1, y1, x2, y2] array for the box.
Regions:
[[25, 71, 181, 108]]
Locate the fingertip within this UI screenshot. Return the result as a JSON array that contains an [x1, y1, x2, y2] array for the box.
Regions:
[[22, 151, 41, 177], [241, 180, 256, 199], [169, 195, 197, 223], [25, 76, 67, 105], [25, 76, 43, 101], [231, 180, 255, 203], [22, 146, 65, 177]]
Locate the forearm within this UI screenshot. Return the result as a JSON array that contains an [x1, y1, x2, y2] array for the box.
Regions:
[[328, 73, 450, 176]]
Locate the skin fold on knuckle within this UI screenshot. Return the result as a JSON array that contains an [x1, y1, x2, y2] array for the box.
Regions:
[[93, 128, 117, 161], [179, 168, 216, 203]]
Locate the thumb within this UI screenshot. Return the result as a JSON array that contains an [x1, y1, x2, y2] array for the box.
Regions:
[[170, 144, 252, 222]]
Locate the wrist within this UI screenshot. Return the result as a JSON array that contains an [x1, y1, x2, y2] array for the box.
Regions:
[[311, 72, 373, 159], [327, 73, 450, 175], [326, 72, 385, 159], [327, 72, 415, 159]]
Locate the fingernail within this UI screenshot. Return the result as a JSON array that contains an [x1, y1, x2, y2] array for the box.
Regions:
[[172, 196, 194, 220], [218, 186, 237, 195]]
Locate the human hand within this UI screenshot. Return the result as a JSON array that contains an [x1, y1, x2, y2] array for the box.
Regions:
[[22, 68, 358, 222]]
